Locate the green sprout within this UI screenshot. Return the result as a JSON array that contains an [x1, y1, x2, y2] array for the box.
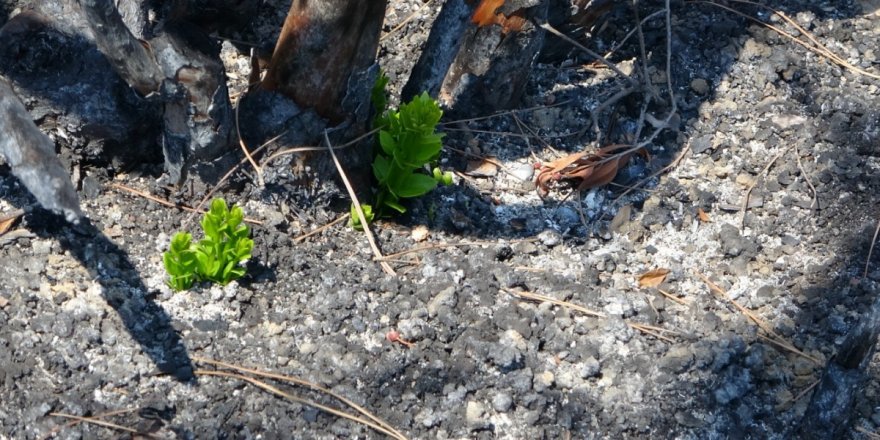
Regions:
[[352, 72, 453, 229], [163, 198, 254, 291]]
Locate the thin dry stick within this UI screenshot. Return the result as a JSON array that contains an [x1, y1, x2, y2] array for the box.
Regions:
[[378, 238, 537, 262], [731, 0, 880, 80], [47, 413, 145, 437], [293, 214, 350, 243], [856, 427, 880, 440], [323, 130, 395, 275], [261, 127, 380, 168], [41, 409, 138, 440], [439, 100, 572, 127], [502, 288, 677, 343], [193, 357, 405, 440], [792, 379, 820, 402], [602, 9, 667, 60], [696, 272, 820, 363], [540, 23, 638, 87], [380, 0, 432, 41], [110, 183, 263, 225], [658, 288, 690, 305], [234, 100, 264, 186], [794, 143, 819, 212], [739, 147, 789, 230], [196, 370, 405, 440], [865, 216, 880, 279], [694, 0, 880, 80]]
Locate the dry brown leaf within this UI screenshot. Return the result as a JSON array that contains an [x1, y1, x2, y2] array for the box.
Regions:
[[0, 218, 14, 235], [576, 158, 621, 190], [697, 208, 711, 223], [535, 144, 649, 195], [638, 268, 671, 288], [465, 157, 499, 177], [472, 0, 505, 26], [411, 225, 429, 242], [610, 205, 632, 232]]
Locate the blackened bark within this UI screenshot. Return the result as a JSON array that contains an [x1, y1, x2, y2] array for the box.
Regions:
[[262, 0, 387, 123], [799, 295, 880, 439], [401, 0, 474, 102], [151, 24, 234, 182], [0, 78, 82, 222], [404, 0, 549, 118], [79, 0, 163, 96]]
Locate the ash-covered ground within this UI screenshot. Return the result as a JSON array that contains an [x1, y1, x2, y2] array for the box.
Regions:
[[1, 0, 880, 438]]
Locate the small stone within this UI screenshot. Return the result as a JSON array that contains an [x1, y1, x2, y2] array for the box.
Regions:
[[466, 401, 488, 429], [427, 286, 457, 317], [659, 346, 695, 373], [580, 356, 601, 378], [466, 158, 499, 177], [411, 225, 429, 242], [0, 296, 8, 308], [533, 371, 554, 392], [492, 393, 513, 412], [538, 230, 562, 247], [511, 163, 535, 181], [691, 78, 709, 95], [735, 173, 756, 187]]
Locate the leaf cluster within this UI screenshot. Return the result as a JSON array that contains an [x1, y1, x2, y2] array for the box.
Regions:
[[352, 73, 453, 228], [163, 199, 254, 291]]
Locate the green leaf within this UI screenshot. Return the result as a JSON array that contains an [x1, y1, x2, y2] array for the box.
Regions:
[[378, 130, 396, 156], [383, 197, 407, 214], [370, 70, 389, 116], [350, 203, 375, 230], [395, 172, 437, 198], [372, 154, 391, 183]]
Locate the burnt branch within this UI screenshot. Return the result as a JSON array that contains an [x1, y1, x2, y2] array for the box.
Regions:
[[0, 78, 82, 222], [79, 0, 163, 96], [262, 0, 387, 123]]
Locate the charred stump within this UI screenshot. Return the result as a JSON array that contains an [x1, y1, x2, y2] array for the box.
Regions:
[[799, 292, 880, 439], [403, 0, 549, 117], [239, 0, 387, 201]]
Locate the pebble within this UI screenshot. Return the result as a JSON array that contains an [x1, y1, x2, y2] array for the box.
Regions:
[[691, 78, 710, 95], [533, 371, 555, 392], [538, 230, 562, 247], [492, 392, 513, 412], [511, 163, 535, 181], [466, 401, 488, 430]]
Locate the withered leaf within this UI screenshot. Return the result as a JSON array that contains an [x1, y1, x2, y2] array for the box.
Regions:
[[466, 157, 500, 177], [638, 268, 671, 288], [472, 0, 505, 26], [535, 144, 649, 195], [697, 208, 711, 223], [472, 0, 526, 33], [0, 212, 21, 235]]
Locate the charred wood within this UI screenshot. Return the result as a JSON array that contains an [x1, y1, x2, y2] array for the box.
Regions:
[[0, 78, 82, 222]]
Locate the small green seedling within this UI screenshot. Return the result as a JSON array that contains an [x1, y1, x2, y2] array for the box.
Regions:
[[352, 72, 453, 229], [163, 198, 254, 291]]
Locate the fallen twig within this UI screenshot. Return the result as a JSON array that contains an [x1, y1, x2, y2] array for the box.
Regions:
[[110, 183, 262, 225], [292, 214, 350, 243], [323, 130, 395, 276], [740, 147, 790, 231], [695, 272, 820, 363], [46, 413, 148, 438], [193, 357, 407, 440], [502, 287, 678, 343]]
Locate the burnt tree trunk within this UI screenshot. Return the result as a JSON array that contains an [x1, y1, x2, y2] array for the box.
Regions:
[[239, 0, 387, 202], [403, 0, 549, 117], [0, 78, 82, 222], [799, 293, 880, 439]]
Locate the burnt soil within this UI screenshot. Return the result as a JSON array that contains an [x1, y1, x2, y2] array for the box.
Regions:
[[2, 0, 880, 439]]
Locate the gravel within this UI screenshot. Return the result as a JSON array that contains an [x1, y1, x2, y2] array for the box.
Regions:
[[2, 0, 880, 438]]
